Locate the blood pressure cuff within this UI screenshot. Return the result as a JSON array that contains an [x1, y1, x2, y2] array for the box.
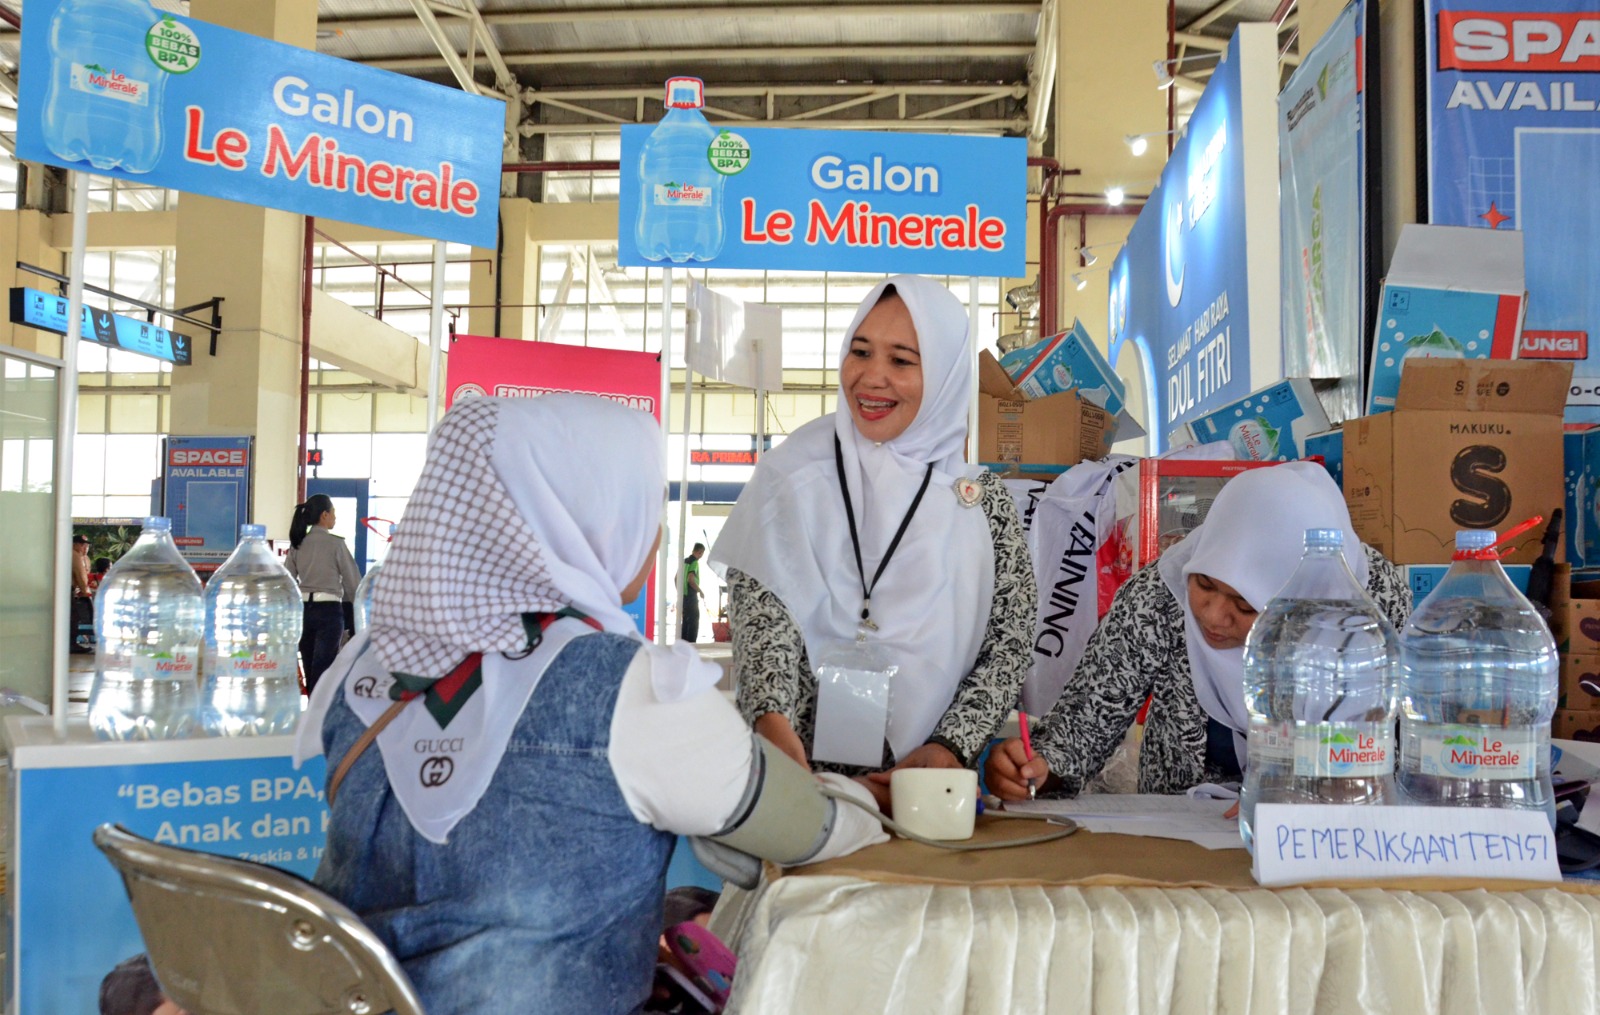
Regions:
[[692, 734, 835, 886]]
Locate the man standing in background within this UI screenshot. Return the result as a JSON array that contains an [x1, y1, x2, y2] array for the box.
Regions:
[[681, 542, 705, 642]]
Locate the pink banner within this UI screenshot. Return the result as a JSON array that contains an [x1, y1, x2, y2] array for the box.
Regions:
[[446, 334, 662, 635]]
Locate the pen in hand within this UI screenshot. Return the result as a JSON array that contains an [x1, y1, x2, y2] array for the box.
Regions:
[[1018, 710, 1036, 800]]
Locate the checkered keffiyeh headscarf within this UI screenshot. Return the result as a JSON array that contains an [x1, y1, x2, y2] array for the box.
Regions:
[[369, 393, 662, 680]]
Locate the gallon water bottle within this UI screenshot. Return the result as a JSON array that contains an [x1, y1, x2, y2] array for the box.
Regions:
[[41, 0, 169, 173], [1240, 528, 1399, 851], [89, 517, 202, 740], [200, 524, 304, 737], [353, 523, 395, 632], [634, 76, 724, 263], [1397, 529, 1558, 825]]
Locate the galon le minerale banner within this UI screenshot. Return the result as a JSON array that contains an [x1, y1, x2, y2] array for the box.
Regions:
[[617, 118, 1027, 276], [15, 0, 504, 247]]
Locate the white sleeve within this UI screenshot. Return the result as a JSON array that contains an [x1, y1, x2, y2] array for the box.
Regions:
[[607, 651, 753, 836]]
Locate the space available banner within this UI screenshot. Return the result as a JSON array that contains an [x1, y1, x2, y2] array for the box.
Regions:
[[1426, 0, 1600, 419], [1279, 1, 1365, 393], [15, 0, 504, 247]]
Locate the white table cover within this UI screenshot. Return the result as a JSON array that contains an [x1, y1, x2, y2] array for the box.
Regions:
[[721, 876, 1600, 1014]]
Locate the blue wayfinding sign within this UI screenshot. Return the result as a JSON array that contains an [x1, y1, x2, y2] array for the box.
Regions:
[[15, 0, 505, 248], [10, 286, 193, 365], [617, 117, 1028, 276]]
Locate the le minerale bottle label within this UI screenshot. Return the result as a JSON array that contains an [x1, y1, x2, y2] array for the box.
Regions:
[[1292, 723, 1394, 778], [1412, 726, 1540, 780], [1248, 719, 1295, 761]]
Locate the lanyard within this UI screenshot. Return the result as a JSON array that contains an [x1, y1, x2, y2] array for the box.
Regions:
[[833, 434, 934, 633]]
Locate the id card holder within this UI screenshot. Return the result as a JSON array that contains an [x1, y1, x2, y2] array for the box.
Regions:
[[812, 641, 896, 768]]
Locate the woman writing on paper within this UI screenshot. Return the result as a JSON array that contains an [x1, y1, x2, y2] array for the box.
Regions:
[[296, 395, 885, 1014], [712, 275, 1036, 803], [986, 463, 1412, 799]]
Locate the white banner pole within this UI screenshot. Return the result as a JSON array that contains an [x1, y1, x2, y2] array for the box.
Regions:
[[967, 276, 981, 466], [52, 172, 90, 739], [677, 356, 695, 643], [656, 268, 674, 644], [426, 241, 447, 431]]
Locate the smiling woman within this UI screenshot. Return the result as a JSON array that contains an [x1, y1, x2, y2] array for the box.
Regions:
[[711, 275, 1037, 808]]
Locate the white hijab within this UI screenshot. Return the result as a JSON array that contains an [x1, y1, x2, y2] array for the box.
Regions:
[[1157, 462, 1367, 757], [296, 394, 720, 842], [710, 275, 994, 760]]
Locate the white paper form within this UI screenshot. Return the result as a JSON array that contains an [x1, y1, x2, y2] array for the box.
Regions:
[[1005, 793, 1245, 850]]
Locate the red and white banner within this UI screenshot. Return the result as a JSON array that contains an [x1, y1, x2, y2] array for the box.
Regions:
[[446, 334, 662, 634]]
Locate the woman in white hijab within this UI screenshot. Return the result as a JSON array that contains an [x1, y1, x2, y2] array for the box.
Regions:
[[295, 394, 883, 1015], [712, 275, 1037, 802], [985, 462, 1413, 799]]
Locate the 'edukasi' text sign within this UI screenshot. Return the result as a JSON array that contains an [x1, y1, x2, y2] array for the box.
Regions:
[[618, 124, 1028, 275], [16, 0, 504, 247]]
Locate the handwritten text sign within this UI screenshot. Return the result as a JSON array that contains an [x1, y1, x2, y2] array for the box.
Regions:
[[1251, 804, 1560, 886]]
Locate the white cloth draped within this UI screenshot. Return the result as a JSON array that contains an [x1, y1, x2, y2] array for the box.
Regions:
[[718, 876, 1600, 1014]]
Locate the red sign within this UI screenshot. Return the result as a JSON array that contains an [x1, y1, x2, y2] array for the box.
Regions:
[[446, 334, 660, 420], [690, 449, 758, 466], [1519, 330, 1589, 359], [446, 334, 663, 635], [168, 448, 247, 467], [1438, 12, 1600, 72]]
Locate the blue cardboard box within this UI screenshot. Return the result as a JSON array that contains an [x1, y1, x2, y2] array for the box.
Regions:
[[1403, 563, 1532, 604], [1366, 225, 1526, 415], [1186, 378, 1331, 462], [999, 319, 1127, 419], [1305, 428, 1344, 490], [1566, 425, 1600, 569]]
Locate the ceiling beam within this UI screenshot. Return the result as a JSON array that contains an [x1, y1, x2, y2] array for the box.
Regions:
[[364, 43, 1034, 71], [525, 83, 1026, 100], [320, 3, 1041, 33], [1180, 0, 1245, 34], [518, 116, 1025, 135]]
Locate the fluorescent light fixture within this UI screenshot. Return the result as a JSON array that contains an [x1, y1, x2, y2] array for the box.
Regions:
[[1072, 273, 1088, 291], [1105, 186, 1126, 207]]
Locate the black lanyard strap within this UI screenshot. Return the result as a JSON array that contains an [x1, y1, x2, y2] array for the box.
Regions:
[[834, 434, 935, 628]]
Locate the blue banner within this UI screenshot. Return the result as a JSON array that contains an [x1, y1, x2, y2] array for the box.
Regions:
[[1107, 31, 1262, 449], [1426, 0, 1600, 421], [12, 746, 327, 1013], [617, 121, 1027, 275], [15, 0, 504, 247], [163, 436, 252, 562]]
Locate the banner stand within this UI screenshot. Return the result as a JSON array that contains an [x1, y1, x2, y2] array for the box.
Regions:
[[656, 268, 675, 644], [50, 171, 89, 740], [426, 241, 447, 431], [967, 277, 980, 465], [677, 347, 696, 643]]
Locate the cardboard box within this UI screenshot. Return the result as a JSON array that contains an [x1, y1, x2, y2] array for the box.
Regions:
[[1305, 428, 1344, 489], [1566, 425, 1600, 569], [1366, 224, 1526, 415], [978, 350, 1110, 480], [1553, 709, 1600, 742], [1402, 563, 1532, 604], [997, 320, 1127, 419], [1185, 378, 1332, 463], [1560, 652, 1600, 711], [1344, 358, 1570, 564], [1552, 572, 1600, 652]]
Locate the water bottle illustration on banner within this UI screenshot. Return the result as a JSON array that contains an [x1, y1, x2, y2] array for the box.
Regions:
[[89, 516, 203, 740], [1240, 528, 1399, 852], [41, 0, 171, 173], [201, 524, 304, 737], [635, 77, 725, 263], [1396, 527, 1558, 826]]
